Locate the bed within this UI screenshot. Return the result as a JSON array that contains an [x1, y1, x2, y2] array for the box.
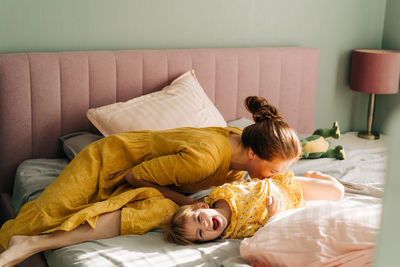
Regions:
[[0, 47, 385, 266]]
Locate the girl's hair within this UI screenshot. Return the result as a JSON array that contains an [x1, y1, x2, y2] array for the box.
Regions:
[[163, 203, 203, 245], [241, 96, 301, 161]]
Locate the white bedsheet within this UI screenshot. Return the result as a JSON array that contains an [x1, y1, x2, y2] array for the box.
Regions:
[[45, 231, 241, 267]]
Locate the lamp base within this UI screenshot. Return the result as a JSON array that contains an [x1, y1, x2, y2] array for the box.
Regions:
[[357, 131, 380, 140]]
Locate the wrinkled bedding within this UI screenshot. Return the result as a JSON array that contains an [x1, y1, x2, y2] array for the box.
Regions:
[[10, 146, 386, 267]]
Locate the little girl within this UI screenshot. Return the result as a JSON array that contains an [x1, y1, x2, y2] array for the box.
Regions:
[[164, 171, 344, 244]]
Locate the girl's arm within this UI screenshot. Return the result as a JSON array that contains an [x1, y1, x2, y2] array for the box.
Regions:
[[294, 171, 344, 201], [125, 170, 198, 206]]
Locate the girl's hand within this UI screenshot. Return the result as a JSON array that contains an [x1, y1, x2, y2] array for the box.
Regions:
[[266, 195, 285, 217]]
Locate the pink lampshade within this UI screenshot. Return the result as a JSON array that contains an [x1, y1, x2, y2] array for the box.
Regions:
[[350, 49, 400, 94]]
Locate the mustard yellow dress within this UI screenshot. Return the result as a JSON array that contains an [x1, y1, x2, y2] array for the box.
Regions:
[[204, 170, 302, 239], [0, 127, 244, 249]]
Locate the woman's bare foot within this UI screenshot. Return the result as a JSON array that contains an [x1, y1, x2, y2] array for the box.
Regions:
[[0, 235, 37, 267]]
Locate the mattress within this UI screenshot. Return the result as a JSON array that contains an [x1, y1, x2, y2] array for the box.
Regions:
[[10, 134, 386, 267]]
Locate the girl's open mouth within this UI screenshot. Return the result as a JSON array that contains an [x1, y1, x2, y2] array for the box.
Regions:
[[212, 218, 220, 230]]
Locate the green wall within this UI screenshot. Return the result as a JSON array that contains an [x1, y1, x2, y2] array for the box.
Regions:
[[0, 0, 388, 132], [375, 0, 400, 133]]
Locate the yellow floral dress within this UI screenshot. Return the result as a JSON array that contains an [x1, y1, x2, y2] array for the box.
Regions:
[[204, 170, 302, 239]]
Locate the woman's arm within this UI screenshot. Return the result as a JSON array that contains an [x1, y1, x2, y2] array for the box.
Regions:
[[125, 170, 197, 206]]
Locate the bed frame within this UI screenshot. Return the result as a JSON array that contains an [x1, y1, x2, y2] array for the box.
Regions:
[[0, 47, 318, 266]]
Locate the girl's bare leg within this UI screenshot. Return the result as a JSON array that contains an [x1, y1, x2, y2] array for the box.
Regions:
[[304, 171, 340, 183], [295, 172, 344, 202], [0, 210, 121, 267]]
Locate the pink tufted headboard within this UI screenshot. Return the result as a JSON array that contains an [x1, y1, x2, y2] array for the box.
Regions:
[[0, 47, 318, 194]]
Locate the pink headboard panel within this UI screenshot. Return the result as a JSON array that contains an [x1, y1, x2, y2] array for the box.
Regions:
[[0, 47, 318, 193]]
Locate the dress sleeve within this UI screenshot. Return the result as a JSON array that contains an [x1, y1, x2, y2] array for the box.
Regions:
[[131, 148, 220, 186]]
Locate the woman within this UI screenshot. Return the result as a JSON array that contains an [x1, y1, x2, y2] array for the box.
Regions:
[[0, 96, 301, 266]]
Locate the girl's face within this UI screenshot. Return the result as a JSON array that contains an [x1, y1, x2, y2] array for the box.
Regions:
[[184, 205, 228, 242], [247, 153, 294, 179]]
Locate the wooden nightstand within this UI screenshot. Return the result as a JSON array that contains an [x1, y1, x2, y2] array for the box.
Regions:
[[336, 132, 388, 155]]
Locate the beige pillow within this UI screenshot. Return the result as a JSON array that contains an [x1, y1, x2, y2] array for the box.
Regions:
[[87, 70, 227, 136]]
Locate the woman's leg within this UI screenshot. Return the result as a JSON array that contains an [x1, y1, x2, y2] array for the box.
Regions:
[[0, 210, 121, 267], [295, 172, 344, 201]]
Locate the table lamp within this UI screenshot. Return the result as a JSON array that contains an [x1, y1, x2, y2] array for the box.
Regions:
[[350, 49, 400, 140]]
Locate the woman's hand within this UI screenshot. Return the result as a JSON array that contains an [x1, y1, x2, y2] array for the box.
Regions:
[[194, 196, 206, 203], [266, 195, 285, 217]]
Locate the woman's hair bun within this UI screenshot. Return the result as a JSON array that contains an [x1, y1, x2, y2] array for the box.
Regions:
[[245, 96, 281, 123]]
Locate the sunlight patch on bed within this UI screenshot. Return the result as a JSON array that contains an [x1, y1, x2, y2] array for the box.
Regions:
[[45, 232, 241, 267]]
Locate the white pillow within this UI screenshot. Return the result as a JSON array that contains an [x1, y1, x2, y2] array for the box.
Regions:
[[240, 200, 381, 266], [87, 70, 227, 136]]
